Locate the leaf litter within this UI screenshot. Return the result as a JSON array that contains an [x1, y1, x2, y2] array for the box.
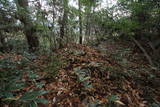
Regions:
[[0, 42, 160, 107]]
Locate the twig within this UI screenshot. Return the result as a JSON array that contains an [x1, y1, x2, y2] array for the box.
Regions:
[[131, 37, 154, 66]]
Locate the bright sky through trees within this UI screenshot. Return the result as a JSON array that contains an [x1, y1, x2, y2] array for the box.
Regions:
[[69, 0, 117, 10]]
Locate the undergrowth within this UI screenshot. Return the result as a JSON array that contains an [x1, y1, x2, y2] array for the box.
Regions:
[[43, 56, 64, 78], [0, 54, 48, 107]]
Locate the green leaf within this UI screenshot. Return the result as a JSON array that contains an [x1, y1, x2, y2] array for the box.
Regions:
[[29, 71, 39, 80], [35, 82, 45, 89], [108, 95, 119, 102], [20, 90, 48, 101], [2, 97, 19, 101], [7, 82, 25, 91], [29, 101, 37, 107], [151, 103, 160, 107], [0, 91, 13, 98], [84, 82, 93, 89], [35, 98, 48, 104], [79, 76, 90, 82]]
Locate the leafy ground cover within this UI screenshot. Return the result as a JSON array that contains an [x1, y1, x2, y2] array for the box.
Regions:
[[0, 40, 160, 107]]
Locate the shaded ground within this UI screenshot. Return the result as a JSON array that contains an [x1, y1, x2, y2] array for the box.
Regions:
[[0, 40, 160, 107]]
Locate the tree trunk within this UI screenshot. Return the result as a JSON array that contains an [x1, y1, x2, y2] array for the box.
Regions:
[[78, 0, 83, 44], [85, 3, 91, 42], [15, 0, 39, 52], [132, 37, 154, 66], [59, 17, 65, 48], [59, 0, 68, 48], [0, 32, 6, 52]]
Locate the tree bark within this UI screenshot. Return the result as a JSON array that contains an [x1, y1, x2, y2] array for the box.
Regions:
[[0, 32, 6, 52], [15, 0, 39, 52], [132, 37, 154, 66], [85, 2, 92, 42], [78, 0, 83, 44], [59, 0, 68, 48]]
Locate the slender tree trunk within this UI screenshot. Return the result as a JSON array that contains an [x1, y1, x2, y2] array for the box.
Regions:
[[78, 0, 83, 44], [59, 0, 68, 48], [51, 0, 56, 49], [132, 37, 154, 66], [15, 0, 39, 52], [59, 17, 65, 48], [0, 32, 6, 52], [85, 3, 91, 42]]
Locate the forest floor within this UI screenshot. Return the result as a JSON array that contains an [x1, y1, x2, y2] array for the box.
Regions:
[[0, 40, 160, 107]]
